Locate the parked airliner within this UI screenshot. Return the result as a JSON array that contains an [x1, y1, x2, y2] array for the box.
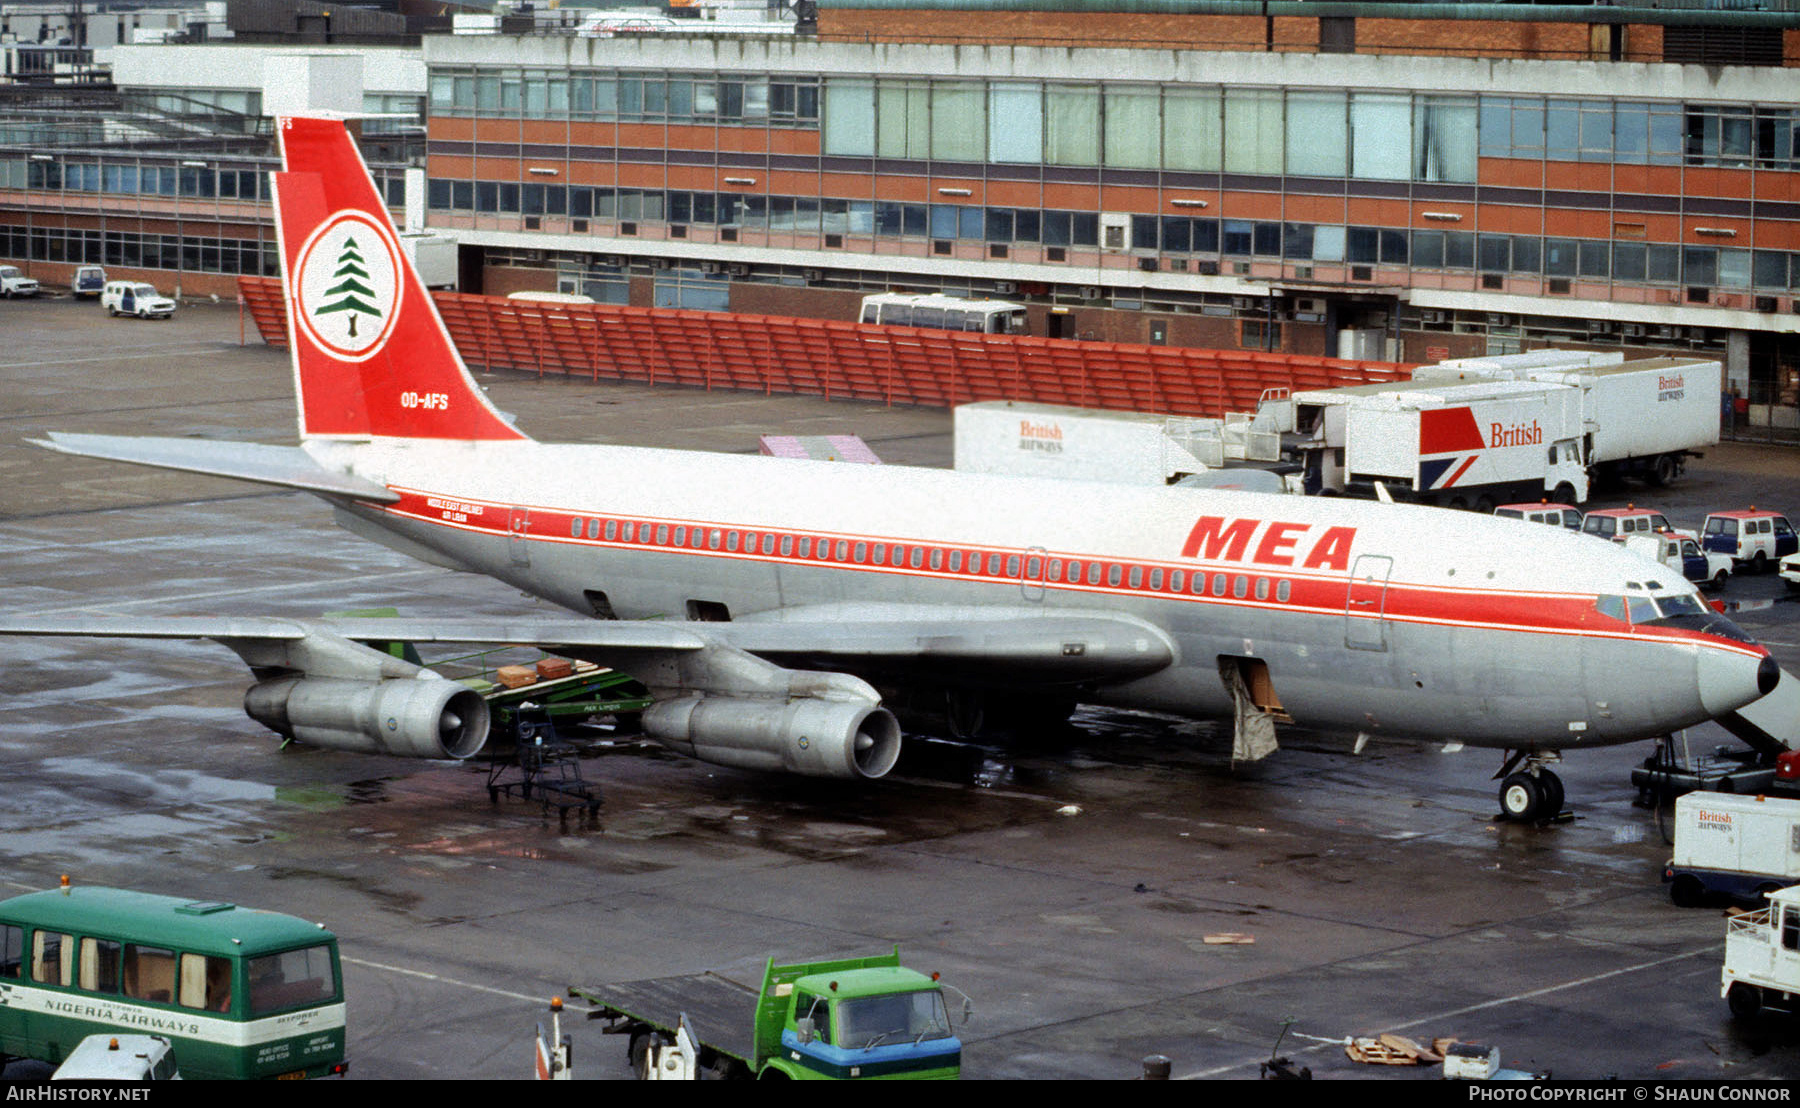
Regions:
[[4, 117, 1778, 823]]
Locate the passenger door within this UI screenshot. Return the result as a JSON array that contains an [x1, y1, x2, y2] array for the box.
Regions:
[[1344, 555, 1392, 651]]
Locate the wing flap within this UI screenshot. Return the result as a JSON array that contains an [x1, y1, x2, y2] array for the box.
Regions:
[[29, 433, 399, 503]]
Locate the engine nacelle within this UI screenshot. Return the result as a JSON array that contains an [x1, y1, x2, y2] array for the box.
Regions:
[[244, 676, 489, 760], [642, 696, 901, 779]]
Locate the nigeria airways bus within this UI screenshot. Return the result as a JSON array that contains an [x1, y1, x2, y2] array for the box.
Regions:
[[0, 883, 346, 1079]]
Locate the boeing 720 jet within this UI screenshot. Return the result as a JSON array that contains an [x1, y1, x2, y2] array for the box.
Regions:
[[3, 117, 1779, 823]]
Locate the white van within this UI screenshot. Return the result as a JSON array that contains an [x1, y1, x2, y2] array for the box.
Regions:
[[52, 1035, 180, 1080], [102, 280, 177, 319], [71, 265, 105, 298]]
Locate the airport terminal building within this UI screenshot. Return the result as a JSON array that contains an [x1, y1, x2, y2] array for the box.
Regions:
[[3, 0, 1798, 429]]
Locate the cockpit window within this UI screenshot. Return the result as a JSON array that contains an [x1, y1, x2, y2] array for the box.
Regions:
[[1655, 593, 1708, 619], [1596, 596, 1626, 621], [1626, 596, 1658, 624]]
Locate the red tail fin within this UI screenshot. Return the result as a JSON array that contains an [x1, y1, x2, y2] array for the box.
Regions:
[[274, 116, 525, 442]]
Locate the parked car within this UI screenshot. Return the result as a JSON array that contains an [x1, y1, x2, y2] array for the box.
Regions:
[[101, 280, 177, 319], [1781, 552, 1800, 591], [1622, 532, 1733, 589], [1494, 502, 1582, 529], [0, 264, 39, 297], [71, 265, 105, 298], [1702, 509, 1798, 574], [1581, 506, 1695, 543]]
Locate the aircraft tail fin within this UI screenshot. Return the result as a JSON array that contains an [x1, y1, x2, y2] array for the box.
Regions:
[[272, 116, 526, 443]]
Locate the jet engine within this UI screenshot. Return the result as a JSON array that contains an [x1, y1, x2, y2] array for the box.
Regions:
[[243, 676, 489, 760], [642, 696, 901, 779]]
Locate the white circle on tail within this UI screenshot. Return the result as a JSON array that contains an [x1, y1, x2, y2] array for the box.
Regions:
[[293, 211, 402, 362]]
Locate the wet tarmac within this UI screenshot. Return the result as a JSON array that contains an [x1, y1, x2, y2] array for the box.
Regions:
[[2, 296, 1799, 1081]]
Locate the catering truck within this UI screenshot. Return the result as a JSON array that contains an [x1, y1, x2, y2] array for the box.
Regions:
[[1663, 792, 1800, 907], [569, 947, 965, 1080], [953, 400, 1283, 488], [1273, 353, 1720, 507]]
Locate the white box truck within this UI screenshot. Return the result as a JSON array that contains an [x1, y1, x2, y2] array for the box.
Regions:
[[952, 401, 1277, 486], [1276, 354, 1720, 505], [1287, 379, 1589, 509], [1664, 792, 1800, 907]]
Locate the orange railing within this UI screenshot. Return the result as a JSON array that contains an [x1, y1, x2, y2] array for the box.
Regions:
[[238, 276, 1407, 419]]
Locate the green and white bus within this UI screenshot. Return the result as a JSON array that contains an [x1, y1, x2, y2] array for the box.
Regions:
[[0, 884, 347, 1079]]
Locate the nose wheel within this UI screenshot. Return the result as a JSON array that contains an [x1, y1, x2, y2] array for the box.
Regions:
[[1495, 752, 1566, 823]]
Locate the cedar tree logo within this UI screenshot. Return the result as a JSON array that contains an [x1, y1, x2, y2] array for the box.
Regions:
[[294, 211, 401, 361]]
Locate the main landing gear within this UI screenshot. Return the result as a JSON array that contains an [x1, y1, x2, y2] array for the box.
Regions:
[[1494, 750, 1567, 824]]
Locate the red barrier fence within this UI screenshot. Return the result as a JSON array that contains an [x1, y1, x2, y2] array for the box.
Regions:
[[238, 276, 1408, 419]]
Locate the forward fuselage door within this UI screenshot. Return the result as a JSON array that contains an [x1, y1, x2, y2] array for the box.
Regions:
[[508, 505, 531, 567], [1344, 554, 1393, 651]]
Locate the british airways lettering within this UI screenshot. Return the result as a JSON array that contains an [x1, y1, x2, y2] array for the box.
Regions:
[[1490, 421, 1543, 448], [1180, 517, 1356, 570]]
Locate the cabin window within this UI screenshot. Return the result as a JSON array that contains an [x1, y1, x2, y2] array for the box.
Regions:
[[570, 519, 584, 539], [1127, 566, 1143, 589], [1065, 559, 1081, 582], [32, 931, 72, 986], [1108, 564, 1123, 587], [910, 547, 925, 569], [0, 925, 21, 979], [798, 537, 814, 558], [929, 548, 944, 571], [1191, 573, 1205, 595], [992, 554, 1008, 576], [1169, 570, 1183, 592], [972, 551, 988, 573], [604, 520, 618, 541], [726, 531, 740, 552], [835, 540, 850, 561], [656, 525, 670, 545], [780, 535, 795, 557], [673, 526, 689, 546], [708, 529, 723, 550], [762, 534, 777, 556], [872, 544, 887, 566], [1026, 556, 1041, 579], [1255, 577, 1270, 601], [588, 519, 602, 540], [121, 944, 175, 1003], [78, 937, 121, 993], [1149, 568, 1163, 590], [1233, 575, 1249, 599], [948, 551, 964, 572], [1048, 559, 1063, 582], [1088, 563, 1104, 586], [1276, 580, 1292, 602], [853, 542, 867, 564], [180, 953, 235, 1013], [1211, 573, 1227, 597]]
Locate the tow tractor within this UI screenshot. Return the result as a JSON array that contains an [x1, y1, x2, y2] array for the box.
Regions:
[[569, 947, 968, 1080]]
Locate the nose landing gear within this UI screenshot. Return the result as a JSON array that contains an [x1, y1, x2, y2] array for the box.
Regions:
[[1495, 751, 1567, 823]]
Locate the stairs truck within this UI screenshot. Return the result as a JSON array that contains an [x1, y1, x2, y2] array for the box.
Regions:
[[569, 947, 967, 1080], [1269, 352, 1721, 507]]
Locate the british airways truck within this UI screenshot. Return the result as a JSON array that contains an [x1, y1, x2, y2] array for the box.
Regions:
[[1275, 353, 1721, 508]]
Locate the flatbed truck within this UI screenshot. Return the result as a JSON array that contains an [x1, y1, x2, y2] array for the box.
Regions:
[[569, 947, 965, 1080]]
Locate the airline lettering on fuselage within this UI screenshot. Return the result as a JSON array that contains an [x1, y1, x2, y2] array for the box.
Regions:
[[1180, 517, 1356, 570]]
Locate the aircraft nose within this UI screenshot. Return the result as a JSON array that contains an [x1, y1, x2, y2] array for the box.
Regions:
[[1698, 647, 1778, 719]]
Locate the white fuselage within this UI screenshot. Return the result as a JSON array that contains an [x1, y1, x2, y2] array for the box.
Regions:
[[309, 436, 1773, 752]]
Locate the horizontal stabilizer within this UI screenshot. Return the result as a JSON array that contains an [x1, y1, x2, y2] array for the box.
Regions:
[[28, 433, 398, 502]]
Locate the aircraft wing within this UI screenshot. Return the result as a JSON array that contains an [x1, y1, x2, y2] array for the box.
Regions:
[[0, 605, 1173, 685], [27, 432, 399, 503]]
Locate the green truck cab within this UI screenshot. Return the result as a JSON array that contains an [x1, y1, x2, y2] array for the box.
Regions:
[[571, 947, 965, 1080]]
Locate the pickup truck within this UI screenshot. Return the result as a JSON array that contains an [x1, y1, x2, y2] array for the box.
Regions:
[[0, 265, 39, 298], [1621, 532, 1733, 589], [571, 947, 966, 1080]]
